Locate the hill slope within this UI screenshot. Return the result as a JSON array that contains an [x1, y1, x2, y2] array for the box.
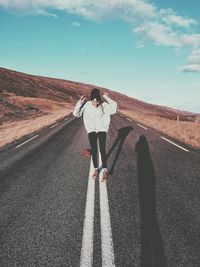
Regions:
[[0, 67, 196, 125], [0, 67, 199, 149]]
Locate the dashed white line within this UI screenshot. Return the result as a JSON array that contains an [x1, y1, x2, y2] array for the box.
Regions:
[[126, 118, 132, 122], [98, 150, 116, 267], [15, 135, 39, 148], [160, 136, 189, 152], [137, 124, 147, 130], [80, 159, 95, 267], [50, 122, 60, 128]]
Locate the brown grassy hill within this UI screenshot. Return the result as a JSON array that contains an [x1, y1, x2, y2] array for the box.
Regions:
[[0, 67, 195, 124], [0, 67, 199, 148]]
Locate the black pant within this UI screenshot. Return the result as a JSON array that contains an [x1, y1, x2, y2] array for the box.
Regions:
[[88, 131, 107, 169]]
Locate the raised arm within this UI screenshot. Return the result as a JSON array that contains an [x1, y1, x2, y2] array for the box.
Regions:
[[103, 93, 117, 115], [73, 96, 87, 118]]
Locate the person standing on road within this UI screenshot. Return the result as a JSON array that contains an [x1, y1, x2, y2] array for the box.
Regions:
[[73, 88, 117, 181]]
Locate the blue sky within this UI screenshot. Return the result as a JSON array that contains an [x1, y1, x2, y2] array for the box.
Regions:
[[0, 0, 200, 112]]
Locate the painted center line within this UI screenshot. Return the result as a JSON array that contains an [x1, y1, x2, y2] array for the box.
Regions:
[[50, 123, 60, 128], [126, 117, 132, 122], [16, 134, 39, 148], [80, 148, 115, 267], [160, 136, 189, 152], [137, 124, 147, 130], [80, 159, 95, 267], [98, 150, 116, 267]]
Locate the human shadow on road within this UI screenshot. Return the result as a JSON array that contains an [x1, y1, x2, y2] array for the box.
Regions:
[[135, 135, 167, 267], [106, 126, 133, 175]]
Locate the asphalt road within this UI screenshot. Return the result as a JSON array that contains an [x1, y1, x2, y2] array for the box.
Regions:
[[0, 114, 199, 267]]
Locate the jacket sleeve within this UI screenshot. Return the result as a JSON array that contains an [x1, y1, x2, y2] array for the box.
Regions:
[[103, 95, 117, 115], [73, 99, 86, 117]]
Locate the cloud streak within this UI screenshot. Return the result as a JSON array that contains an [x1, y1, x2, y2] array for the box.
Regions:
[[71, 21, 81, 27], [182, 49, 200, 73], [0, 0, 157, 19], [0, 0, 200, 73], [160, 8, 197, 27], [134, 22, 179, 47]]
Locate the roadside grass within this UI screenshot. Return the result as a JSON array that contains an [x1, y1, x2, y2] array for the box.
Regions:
[[120, 109, 200, 149], [0, 107, 73, 148]]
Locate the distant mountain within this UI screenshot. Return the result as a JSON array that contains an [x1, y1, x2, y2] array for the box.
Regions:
[[0, 67, 196, 125]]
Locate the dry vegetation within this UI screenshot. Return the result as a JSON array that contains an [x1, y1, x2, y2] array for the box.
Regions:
[[120, 109, 200, 149], [0, 106, 73, 148]]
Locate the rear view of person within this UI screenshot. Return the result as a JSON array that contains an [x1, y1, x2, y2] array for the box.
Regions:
[[73, 88, 117, 181]]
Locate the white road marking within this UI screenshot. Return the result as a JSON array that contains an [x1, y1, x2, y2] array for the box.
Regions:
[[80, 147, 115, 266], [16, 135, 39, 148], [126, 118, 132, 122], [50, 122, 60, 128], [160, 136, 189, 152], [80, 159, 95, 267], [64, 118, 68, 121], [98, 150, 116, 267], [137, 124, 147, 130]]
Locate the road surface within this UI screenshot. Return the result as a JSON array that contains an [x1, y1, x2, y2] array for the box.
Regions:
[[0, 114, 199, 267]]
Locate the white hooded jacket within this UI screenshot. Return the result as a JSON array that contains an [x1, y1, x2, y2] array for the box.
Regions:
[[73, 95, 117, 133]]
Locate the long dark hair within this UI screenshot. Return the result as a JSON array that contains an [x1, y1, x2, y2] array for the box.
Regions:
[[90, 88, 104, 113], [90, 88, 103, 103]]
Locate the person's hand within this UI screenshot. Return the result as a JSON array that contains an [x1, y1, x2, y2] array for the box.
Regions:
[[80, 95, 87, 102]]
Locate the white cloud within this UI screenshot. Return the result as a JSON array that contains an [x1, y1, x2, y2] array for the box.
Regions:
[[136, 41, 145, 48], [182, 49, 200, 73], [164, 15, 197, 27], [0, 0, 156, 19], [71, 21, 81, 27], [37, 9, 58, 18], [187, 49, 200, 64], [133, 9, 199, 49], [182, 64, 200, 73], [134, 22, 179, 47], [180, 34, 200, 47], [1, 0, 200, 73], [160, 8, 197, 27]]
